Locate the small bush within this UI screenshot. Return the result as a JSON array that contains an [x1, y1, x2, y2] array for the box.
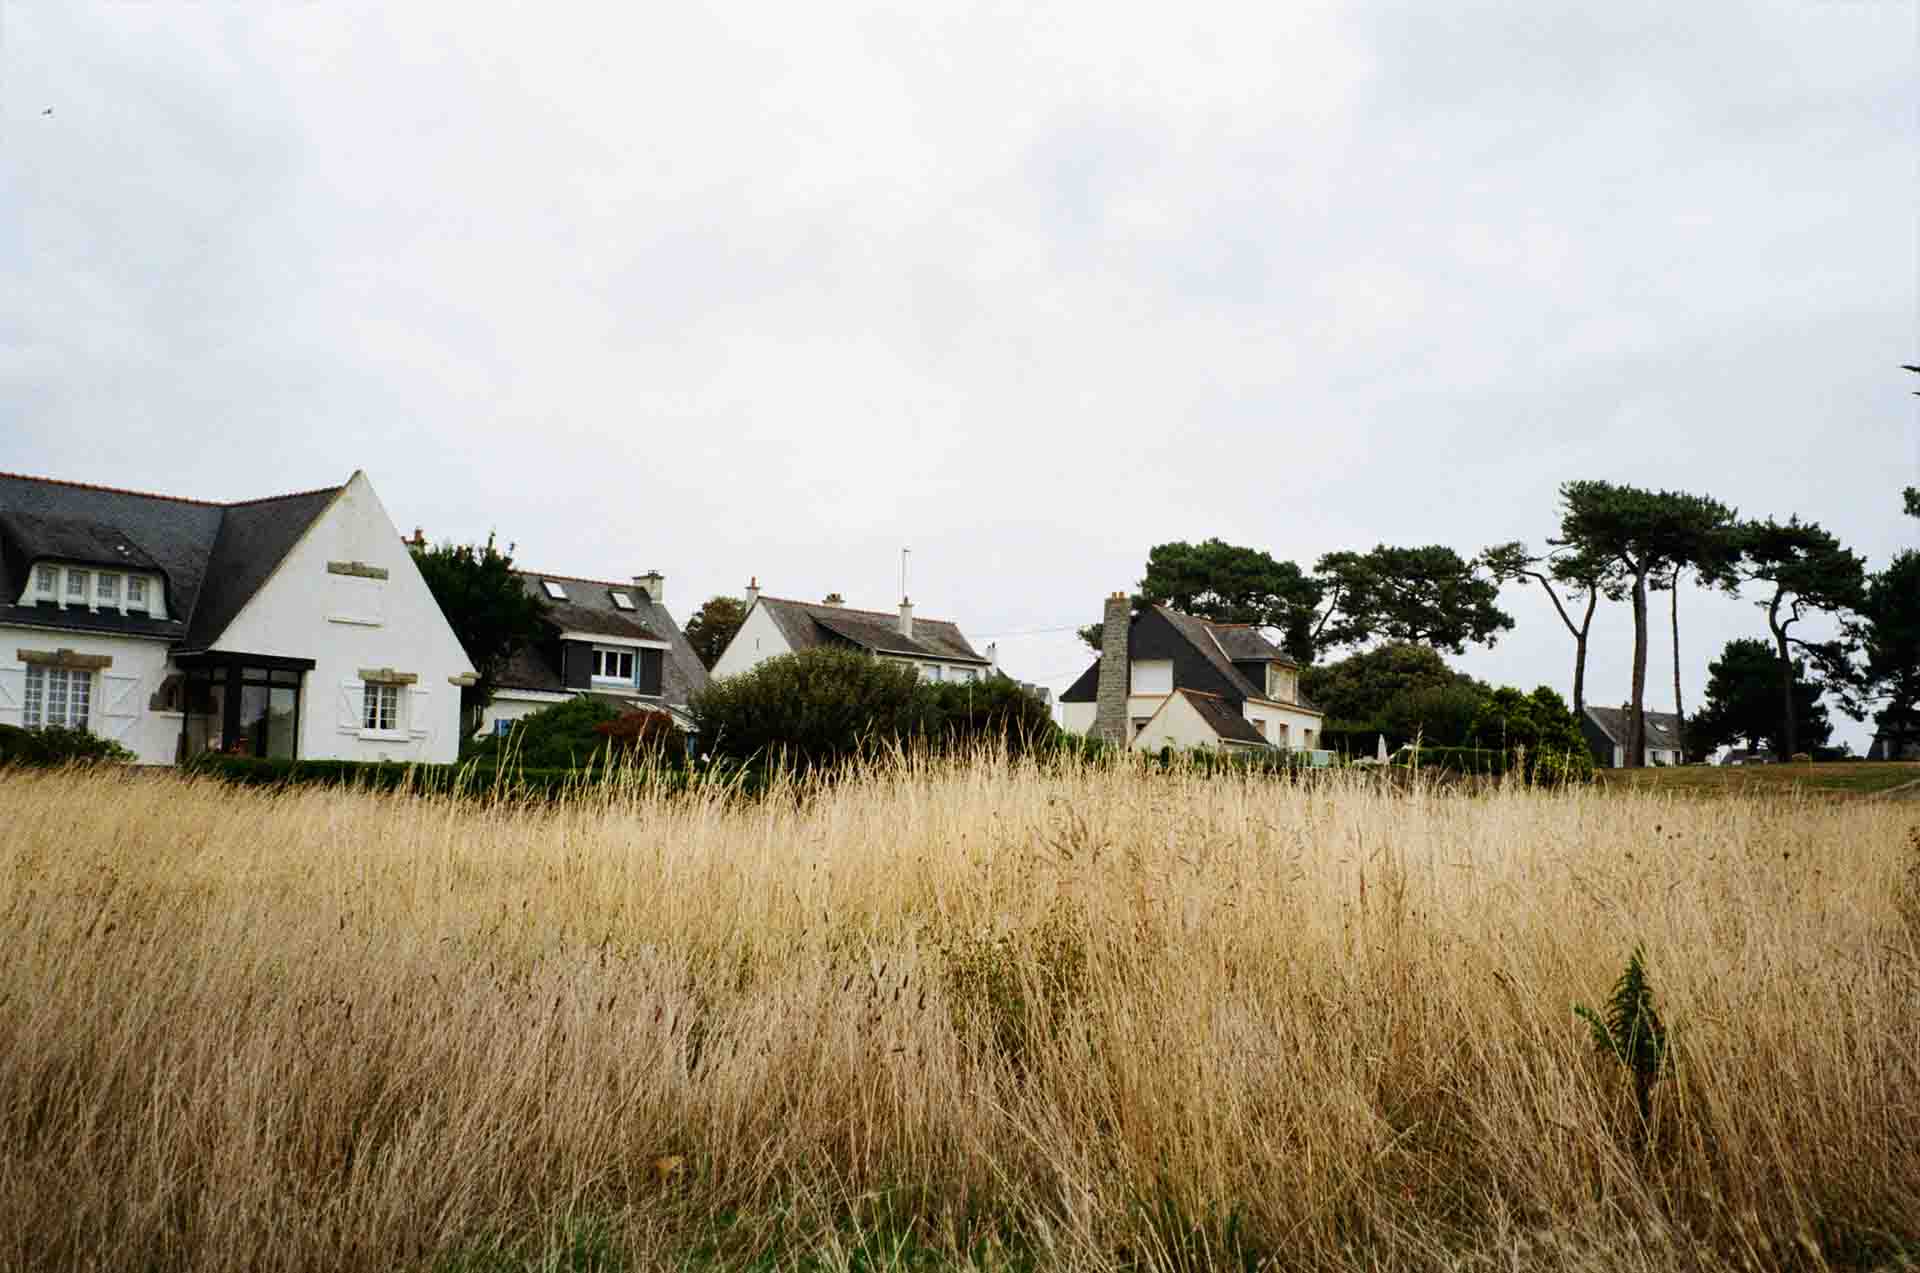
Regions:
[[467, 697, 623, 769], [0, 724, 136, 767]]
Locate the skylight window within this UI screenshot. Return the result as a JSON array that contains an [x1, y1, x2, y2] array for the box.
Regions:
[[542, 580, 568, 600], [610, 591, 635, 610]]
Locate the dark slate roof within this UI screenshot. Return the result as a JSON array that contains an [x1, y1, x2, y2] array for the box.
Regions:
[[180, 488, 343, 650], [1205, 623, 1294, 666], [1176, 689, 1270, 746], [0, 471, 342, 647], [1154, 607, 1266, 700], [1584, 706, 1685, 747], [496, 571, 709, 706], [754, 596, 989, 665]]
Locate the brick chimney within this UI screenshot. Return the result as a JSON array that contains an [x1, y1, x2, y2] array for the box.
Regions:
[[898, 596, 914, 639], [1093, 592, 1132, 744], [634, 570, 665, 604]]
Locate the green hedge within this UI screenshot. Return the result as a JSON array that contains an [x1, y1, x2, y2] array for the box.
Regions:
[[183, 754, 769, 800], [0, 723, 137, 767]]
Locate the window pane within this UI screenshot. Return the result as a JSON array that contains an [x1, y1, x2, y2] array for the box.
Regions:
[[97, 574, 119, 602], [619, 652, 633, 678], [127, 577, 147, 603], [34, 567, 56, 593], [67, 571, 88, 597], [23, 666, 44, 727], [69, 671, 90, 730]]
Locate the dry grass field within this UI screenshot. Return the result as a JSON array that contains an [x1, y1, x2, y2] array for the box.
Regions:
[[2, 758, 1917, 1272], [1598, 761, 1920, 800]]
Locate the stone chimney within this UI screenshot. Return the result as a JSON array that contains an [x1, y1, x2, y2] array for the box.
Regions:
[[634, 570, 665, 605], [1093, 592, 1132, 745], [744, 577, 759, 607], [898, 597, 914, 639]]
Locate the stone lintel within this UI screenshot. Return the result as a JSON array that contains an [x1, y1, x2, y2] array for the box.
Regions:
[[357, 667, 417, 685], [18, 648, 113, 671], [447, 672, 479, 687], [326, 560, 390, 580]]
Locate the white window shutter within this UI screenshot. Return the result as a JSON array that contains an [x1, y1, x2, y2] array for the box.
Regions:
[[99, 672, 141, 741], [409, 686, 430, 737], [0, 664, 21, 725], [339, 680, 363, 734]]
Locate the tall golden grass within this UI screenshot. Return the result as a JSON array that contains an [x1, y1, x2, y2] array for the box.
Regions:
[[1, 757, 1915, 1271]]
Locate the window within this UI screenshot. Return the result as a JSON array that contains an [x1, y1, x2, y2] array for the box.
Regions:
[[610, 591, 635, 610], [126, 577, 148, 609], [24, 666, 91, 730], [593, 648, 635, 681], [957, 668, 977, 684], [494, 718, 513, 737], [97, 574, 119, 605], [543, 580, 568, 600], [66, 569, 89, 601], [363, 683, 401, 733], [33, 566, 56, 598], [922, 664, 943, 682]]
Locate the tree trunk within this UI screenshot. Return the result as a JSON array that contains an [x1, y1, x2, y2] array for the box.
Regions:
[[1669, 572, 1684, 758], [1574, 586, 1598, 719], [1769, 594, 1797, 760], [1627, 572, 1649, 768]]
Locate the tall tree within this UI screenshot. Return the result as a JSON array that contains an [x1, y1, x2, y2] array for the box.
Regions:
[[1649, 520, 1742, 736], [1311, 545, 1513, 656], [1733, 517, 1866, 759], [1687, 638, 1832, 757], [409, 534, 551, 728], [1555, 482, 1739, 768], [1483, 540, 1614, 716], [1298, 642, 1476, 725], [1077, 538, 1323, 659], [683, 595, 747, 671]]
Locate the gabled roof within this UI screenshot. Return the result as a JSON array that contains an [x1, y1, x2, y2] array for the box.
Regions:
[[1583, 705, 1685, 746], [1061, 605, 1317, 711], [754, 595, 988, 665], [1173, 688, 1270, 746], [0, 471, 342, 646], [495, 570, 709, 706]]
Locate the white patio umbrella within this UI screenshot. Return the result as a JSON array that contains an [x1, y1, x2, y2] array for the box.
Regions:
[[1376, 734, 1389, 763]]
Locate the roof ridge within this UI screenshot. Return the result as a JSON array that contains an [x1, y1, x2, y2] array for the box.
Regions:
[[761, 594, 959, 626], [515, 569, 645, 591], [221, 483, 344, 508], [0, 469, 343, 509]]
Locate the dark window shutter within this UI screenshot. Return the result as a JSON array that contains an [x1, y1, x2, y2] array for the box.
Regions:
[[561, 642, 592, 689], [639, 648, 664, 695]]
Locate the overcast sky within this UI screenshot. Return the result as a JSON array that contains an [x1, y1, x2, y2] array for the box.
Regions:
[[3, 0, 1914, 749]]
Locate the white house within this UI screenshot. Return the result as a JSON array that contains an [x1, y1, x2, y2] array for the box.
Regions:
[[0, 470, 475, 765], [710, 581, 992, 684], [1580, 705, 1685, 768], [1060, 592, 1324, 752], [476, 567, 708, 736]]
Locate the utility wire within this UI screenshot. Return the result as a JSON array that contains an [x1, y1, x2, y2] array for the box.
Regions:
[[969, 622, 1086, 638]]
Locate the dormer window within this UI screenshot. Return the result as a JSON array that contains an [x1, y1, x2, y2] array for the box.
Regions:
[[33, 566, 56, 600], [66, 570, 89, 603], [97, 574, 119, 606], [126, 577, 148, 610], [610, 591, 635, 610], [543, 580, 568, 600]]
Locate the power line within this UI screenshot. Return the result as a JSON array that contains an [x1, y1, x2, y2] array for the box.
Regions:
[[970, 622, 1086, 638]]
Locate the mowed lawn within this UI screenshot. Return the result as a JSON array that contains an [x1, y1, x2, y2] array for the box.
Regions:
[[1599, 760, 1920, 797]]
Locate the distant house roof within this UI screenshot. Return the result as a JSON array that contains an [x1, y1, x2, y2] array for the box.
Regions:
[[1584, 705, 1685, 747], [0, 471, 342, 647], [1060, 605, 1317, 711], [494, 570, 708, 706], [753, 595, 989, 665], [1174, 688, 1270, 746]]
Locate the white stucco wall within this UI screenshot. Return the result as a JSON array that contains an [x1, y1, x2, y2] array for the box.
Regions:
[[210, 473, 476, 764], [1131, 693, 1229, 752], [709, 602, 792, 680], [1059, 701, 1096, 735], [0, 629, 179, 764], [475, 689, 571, 737], [1242, 701, 1324, 750]]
